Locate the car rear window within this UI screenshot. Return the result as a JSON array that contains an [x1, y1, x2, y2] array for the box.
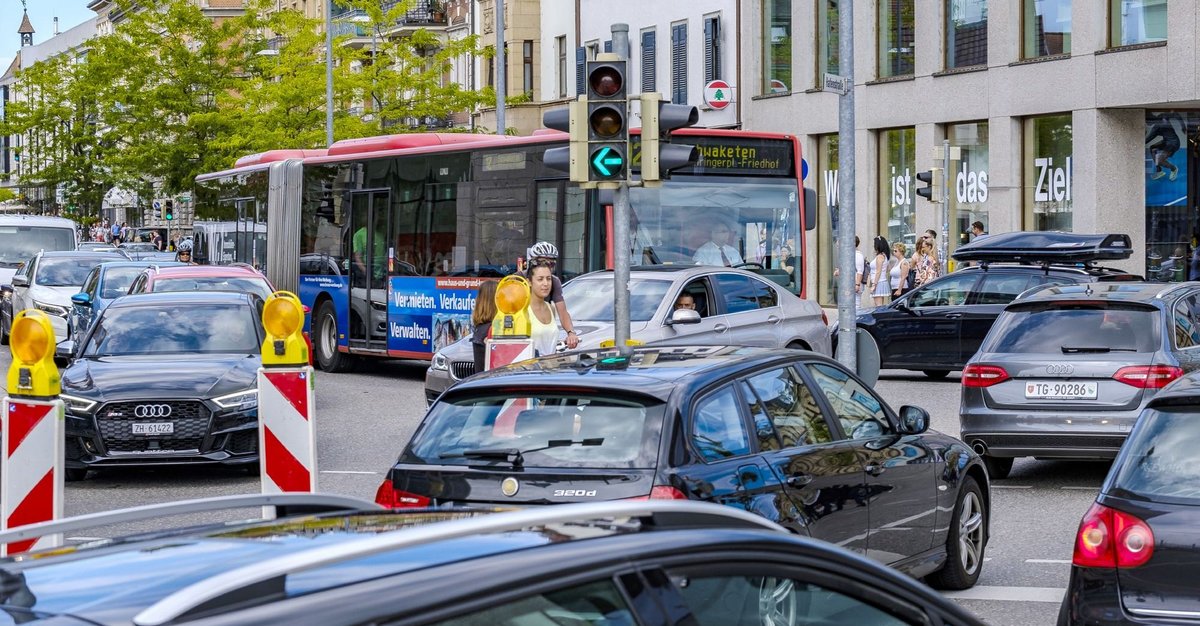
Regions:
[[1110, 408, 1200, 505], [407, 394, 664, 469], [155, 277, 273, 301], [984, 305, 1160, 354]]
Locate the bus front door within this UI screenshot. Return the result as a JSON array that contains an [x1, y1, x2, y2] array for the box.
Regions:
[[348, 190, 392, 352]]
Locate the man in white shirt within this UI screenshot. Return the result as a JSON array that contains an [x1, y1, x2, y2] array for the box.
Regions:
[[693, 221, 744, 267]]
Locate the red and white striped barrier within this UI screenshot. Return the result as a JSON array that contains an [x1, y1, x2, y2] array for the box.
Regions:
[[257, 366, 317, 494], [486, 338, 534, 436], [0, 397, 64, 555]]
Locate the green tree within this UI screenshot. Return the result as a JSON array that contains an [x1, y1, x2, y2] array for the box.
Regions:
[[0, 188, 15, 203]]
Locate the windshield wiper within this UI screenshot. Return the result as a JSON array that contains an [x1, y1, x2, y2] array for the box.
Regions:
[[1061, 346, 1136, 353], [440, 438, 604, 468]]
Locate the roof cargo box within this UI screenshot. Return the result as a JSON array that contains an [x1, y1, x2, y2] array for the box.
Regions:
[[951, 232, 1133, 264]]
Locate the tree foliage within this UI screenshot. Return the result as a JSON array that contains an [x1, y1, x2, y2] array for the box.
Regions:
[[0, 0, 487, 216]]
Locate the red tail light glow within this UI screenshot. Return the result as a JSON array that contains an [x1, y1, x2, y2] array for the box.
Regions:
[[962, 364, 1010, 388], [625, 485, 689, 501], [1113, 365, 1183, 389], [1072, 502, 1154, 569], [374, 479, 431, 509]]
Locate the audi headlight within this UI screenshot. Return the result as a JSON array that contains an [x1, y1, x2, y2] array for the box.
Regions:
[[33, 300, 69, 318], [60, 394, 97, 414], [213, 389, 258, 410], [431, 352, 448, 371]]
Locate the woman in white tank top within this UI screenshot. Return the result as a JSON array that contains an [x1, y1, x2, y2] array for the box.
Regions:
[[528, 261, 561, 357]]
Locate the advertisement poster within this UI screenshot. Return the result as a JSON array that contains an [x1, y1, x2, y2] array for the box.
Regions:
[[388, 277, 489, 355], [297, 274, 348, 337], [1146, 112, 1189, 207]]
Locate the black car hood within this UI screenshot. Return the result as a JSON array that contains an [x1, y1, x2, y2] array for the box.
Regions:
[[62, 354, 260, 401]]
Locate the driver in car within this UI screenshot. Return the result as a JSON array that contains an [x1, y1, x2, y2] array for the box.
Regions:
[[693, 220, 744, 267]]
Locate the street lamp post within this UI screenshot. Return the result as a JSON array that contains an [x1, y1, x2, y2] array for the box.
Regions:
[[326, 0, 334, 146]]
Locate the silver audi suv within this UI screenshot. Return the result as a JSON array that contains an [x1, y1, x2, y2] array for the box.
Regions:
[[960, 281, 1200, 479]]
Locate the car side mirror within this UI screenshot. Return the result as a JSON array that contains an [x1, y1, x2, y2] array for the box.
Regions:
[[894, 300, 914, 314], [11, 276, 28, 288], [667, 309, 702, 326], [71, 293, 92, 307], [897, 405, 930, 435]]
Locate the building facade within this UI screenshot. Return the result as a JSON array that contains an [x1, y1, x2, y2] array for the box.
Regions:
[[741, 0, 1187, 306]]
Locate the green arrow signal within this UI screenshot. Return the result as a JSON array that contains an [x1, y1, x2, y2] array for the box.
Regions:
[[590, 146, 624, 178]]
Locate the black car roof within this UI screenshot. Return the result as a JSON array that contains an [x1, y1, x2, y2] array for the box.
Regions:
[[1150, 370, 1200, 407], [107, 291, 258, 309], [448, 346, 834, 402]]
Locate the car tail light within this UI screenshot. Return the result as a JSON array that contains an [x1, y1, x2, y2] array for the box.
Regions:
[[1073, 502, 1154, 569], [625, 485, 689, 501], [821, 310, 829, 326], [962, 364, 1010, 388], [374, 479, 431, 509], [1113, 365, 1183, 389]]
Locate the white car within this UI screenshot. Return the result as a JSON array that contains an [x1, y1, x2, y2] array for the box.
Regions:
[[1, 250, 124, 350]]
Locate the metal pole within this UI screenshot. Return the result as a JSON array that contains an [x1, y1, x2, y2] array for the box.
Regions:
[[611, 23, 632, 354], [941, 139, 950, 275], [495, 0, 506, 135], [325, 0, 334, 146], [835, 0, 856, 370]]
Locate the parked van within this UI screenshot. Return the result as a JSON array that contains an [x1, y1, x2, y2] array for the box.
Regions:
[[0, 215, 79, 286]]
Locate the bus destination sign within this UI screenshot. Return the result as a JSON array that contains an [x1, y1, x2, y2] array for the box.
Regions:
[[631, 136, 794, 178]]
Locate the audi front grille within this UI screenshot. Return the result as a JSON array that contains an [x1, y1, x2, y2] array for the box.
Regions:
[[97, 401, 211, 453]]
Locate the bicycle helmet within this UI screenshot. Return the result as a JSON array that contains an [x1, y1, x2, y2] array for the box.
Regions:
[[528, 241, 559, 260], [176, 239, 193, 253]]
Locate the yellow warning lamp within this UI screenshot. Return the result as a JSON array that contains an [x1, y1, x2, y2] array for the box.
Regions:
[[261, 291, 308, 366], [7, 310, 60, 398], [491, 275, 532, 337]]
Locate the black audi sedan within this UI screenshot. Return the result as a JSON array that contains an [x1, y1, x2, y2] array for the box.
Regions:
[[59, 291, 263, 479], [379, 345, 992, 590], [1059, 371, 1200, 625], [0, 496, 986, 626]]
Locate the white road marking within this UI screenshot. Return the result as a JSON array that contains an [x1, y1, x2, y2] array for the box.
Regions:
[[1025, 559, 1072, 564], [942, 585, 1066, 603], [992, 485, 1033, 489], [319, 470, 379, 475]]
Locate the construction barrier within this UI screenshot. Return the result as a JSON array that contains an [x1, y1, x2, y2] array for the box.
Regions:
[[257, 292, 318, 494], [1, 310, 64, 556]]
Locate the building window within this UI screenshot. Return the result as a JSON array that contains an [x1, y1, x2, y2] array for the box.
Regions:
[[878, 128, 917, 249], [641, 29, 656, 93], [948, 122, 989, 255], [762, 0, 791, 94], [1145, 111, 1196, 282], [946, 0, 987, 69], [1023, 113, 1073, 231], [671, 22, 688, 105], [556, 36, 567, 98], [816, 0, 839, 86], [575, 47, 585, 95], [1111, 0, 1167, 47], [522, 40, 534, 97], [878, 0, 914, 78], [1022, 0, 1071, 58], [703, 15, 721, 83], [816, 134, 840, 307]]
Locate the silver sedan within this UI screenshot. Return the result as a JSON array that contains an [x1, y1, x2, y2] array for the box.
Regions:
[[425, 266, 831, 403]]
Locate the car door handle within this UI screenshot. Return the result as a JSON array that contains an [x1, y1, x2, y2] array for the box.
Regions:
[[767, 315, 781, 324], [786, 473, 813, 487], [865, 463, 886, 477], [944, 312, 964, 319], [714, 323, 728, 333]]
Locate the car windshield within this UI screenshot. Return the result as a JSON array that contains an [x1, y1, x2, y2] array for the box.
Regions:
[[563, 277, 671, 322], [35, 257, 113, 287], [984, 305, 1161, 353], [154, 277, 273, 301], [1110, 407, 1200, 504], [121, 243, 157, 252], [84, 303, 260, 356], [407, 394, 664, 469], [100, 267, 149, 299], [0, 226, 75, 266]]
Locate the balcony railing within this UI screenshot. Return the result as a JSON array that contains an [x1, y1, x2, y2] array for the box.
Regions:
[[332, 1, 447, 37]]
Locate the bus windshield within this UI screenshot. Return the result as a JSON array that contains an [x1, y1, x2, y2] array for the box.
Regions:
[[629, 178, 801, 291]]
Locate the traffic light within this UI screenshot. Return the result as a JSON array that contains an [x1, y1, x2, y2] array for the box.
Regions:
[[153, 202, 162, 219], [542, 98, 588, 184], [639, 93, 700, 183], [164, 200, 174, 221], [584, 58, 628, 183], [915, 169, 944, 203]]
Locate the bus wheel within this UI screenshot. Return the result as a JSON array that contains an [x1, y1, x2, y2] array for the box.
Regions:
[[315, 301, 354, 373]]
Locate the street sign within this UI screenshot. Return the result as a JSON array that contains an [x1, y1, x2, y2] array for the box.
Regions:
[[703, 80, 732, 110], [590, 145, 624, 179], [822, 73, 849, 95]]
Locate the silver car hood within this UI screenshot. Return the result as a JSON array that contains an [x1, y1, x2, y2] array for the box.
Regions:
[[435, 320, 651, 362]]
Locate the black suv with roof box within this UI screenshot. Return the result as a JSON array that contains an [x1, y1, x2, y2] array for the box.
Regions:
[[833, 232, 1141, 378]]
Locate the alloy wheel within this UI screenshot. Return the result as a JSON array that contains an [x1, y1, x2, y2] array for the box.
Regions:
[[757, 577, 797, 626], [958, 490, 985, 575]]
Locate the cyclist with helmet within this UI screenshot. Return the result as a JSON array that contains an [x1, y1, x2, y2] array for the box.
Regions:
[[175, 239, 197, 265], [525, 241, 579, 349]]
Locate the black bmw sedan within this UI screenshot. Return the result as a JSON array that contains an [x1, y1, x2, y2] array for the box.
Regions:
[[378, 345, 992, 589], [59, 292, 263, 480]]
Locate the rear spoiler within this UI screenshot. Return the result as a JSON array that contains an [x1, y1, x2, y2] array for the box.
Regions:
[[952, 232, 1133, 264]]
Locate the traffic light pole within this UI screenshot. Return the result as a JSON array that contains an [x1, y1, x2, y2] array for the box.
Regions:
[[835, 0, 857, 370], [941, 139, 951, 274], [611, 24, 632, 354]]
